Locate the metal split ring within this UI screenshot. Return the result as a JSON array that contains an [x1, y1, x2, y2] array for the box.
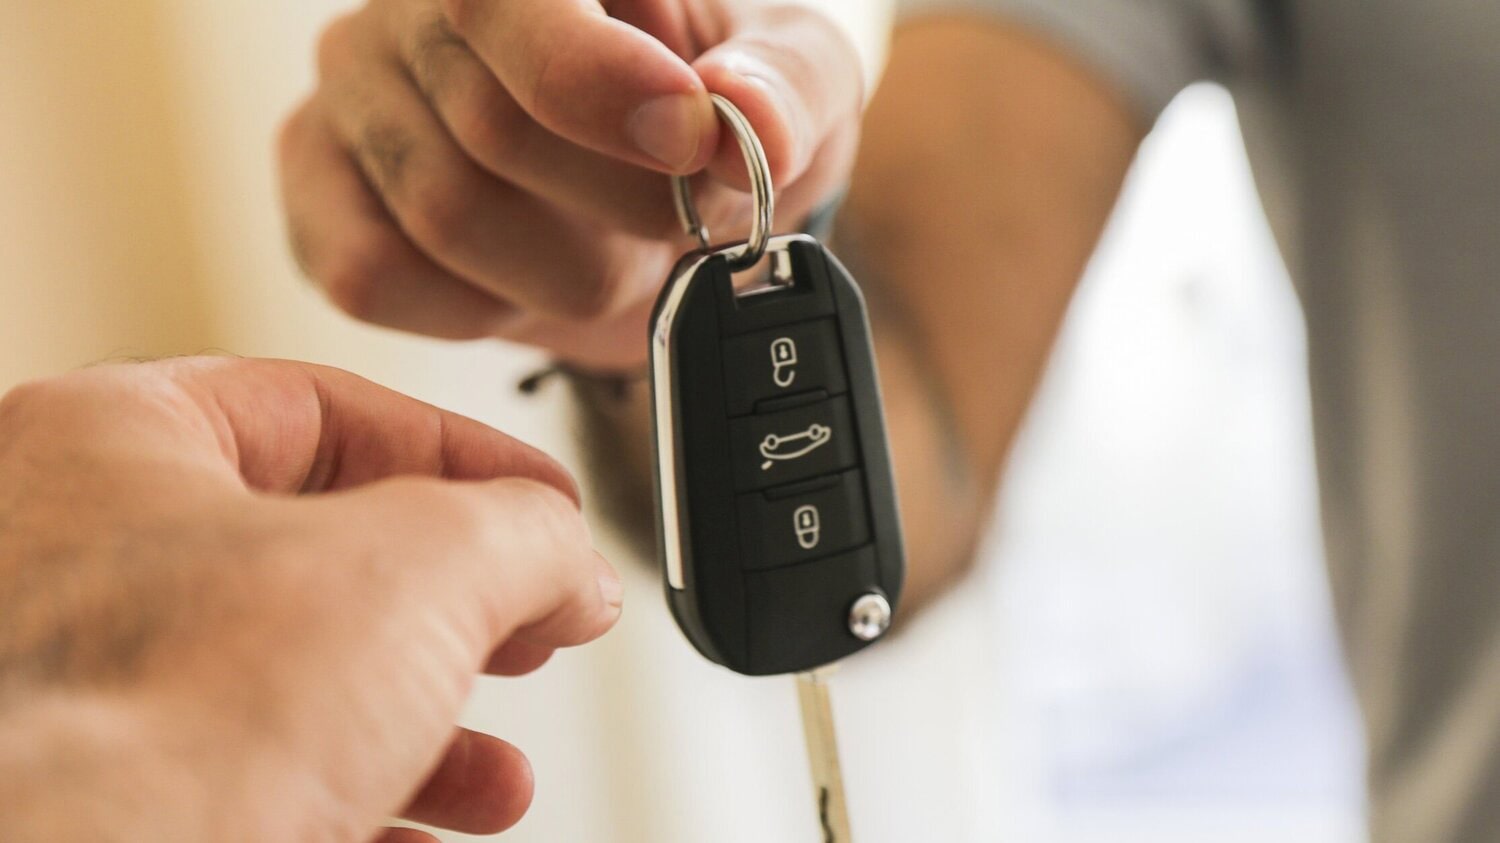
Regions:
[[671, 93, 774, 272]]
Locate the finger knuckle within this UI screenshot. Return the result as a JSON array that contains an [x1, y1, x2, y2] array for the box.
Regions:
[[437, 485, 499, 541], [555, 268, 619, 321], [244, 515, 370, 622], [440, 0, 481, 34], [388, 479, 497, 550], [0, 377, 58, 426], [449, 83, 528, 169], [518, 476, 578, 518], [352, 120, 415, 195], [407, 14, 465, 93], [498, 480, 585, 546], [274, 101, 313, 166], [402, 170, 480, 254], [314, 12, 361, 81], [522, 46, 575, 130], [0, 367, 166, 439], [760, 4, 860, 86], [316, 229, 397, 322], [540, 247, 634, 322], [796, 7, 864, 92], [285, 216, 318, 280], [0, 369, 129, 416]]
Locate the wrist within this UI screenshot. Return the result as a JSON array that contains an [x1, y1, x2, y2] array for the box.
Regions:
[[519, 361, 648, 403]]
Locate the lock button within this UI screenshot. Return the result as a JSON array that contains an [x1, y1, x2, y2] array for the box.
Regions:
[[722, 320, 848, 417], [737, 470, 871, 570]]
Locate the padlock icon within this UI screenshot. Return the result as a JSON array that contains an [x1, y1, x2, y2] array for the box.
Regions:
[[794, 504, 822, 550], [770, 337, 798, 388]]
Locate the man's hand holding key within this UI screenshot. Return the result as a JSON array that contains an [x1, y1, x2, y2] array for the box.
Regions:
[[280, 0, 867, 370]]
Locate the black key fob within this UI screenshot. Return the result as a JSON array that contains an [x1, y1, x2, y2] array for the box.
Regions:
[[649, 232, 905, 675]]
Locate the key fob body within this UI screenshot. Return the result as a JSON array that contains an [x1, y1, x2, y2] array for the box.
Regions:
[[649, 234, 905, 676]]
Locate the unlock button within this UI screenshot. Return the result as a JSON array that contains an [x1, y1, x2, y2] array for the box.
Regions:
[[737, 470, 871, 570], [770, 337, 798, 388], [723, 320, 848, 417]]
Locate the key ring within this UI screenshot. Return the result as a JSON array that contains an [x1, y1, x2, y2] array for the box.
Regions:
[[671, 93, 774, 272]]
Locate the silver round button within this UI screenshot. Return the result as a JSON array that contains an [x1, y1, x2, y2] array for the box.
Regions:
[[848, 593, 892, 641]]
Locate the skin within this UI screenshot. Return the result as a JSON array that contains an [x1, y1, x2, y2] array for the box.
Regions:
[[0, 357, 622, 842], [284, 5, 1144, 611], [280, 0, 864, 369]]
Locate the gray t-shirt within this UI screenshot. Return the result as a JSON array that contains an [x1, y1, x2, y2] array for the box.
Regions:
[[900, 1, 1500, 840]]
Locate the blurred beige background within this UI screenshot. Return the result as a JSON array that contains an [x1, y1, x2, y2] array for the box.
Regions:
[[0, 1, 509, 388], [2, 2, 213, 385]]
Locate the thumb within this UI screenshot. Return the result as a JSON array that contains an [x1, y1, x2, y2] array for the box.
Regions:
[[443, 0, 719, 173], [693, 6, 865, 191]]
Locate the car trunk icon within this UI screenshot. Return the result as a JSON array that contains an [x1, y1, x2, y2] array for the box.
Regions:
[[759, 423, 832, 470]]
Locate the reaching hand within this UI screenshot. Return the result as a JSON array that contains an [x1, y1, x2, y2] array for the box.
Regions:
[[0, 357, 622, 841]]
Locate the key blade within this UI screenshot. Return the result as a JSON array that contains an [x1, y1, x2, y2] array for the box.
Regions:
[[796, 668, 853, 842]]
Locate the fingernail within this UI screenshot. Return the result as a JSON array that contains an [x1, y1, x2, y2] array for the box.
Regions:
[[628, 94, 704, 171], [597, 568, 625, 610]]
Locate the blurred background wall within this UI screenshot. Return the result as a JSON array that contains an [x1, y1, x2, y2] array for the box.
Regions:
[[0, 3, 1367, 841], [0, 3, 215, 385]]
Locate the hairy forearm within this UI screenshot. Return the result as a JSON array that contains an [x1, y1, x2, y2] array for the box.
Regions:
[[577, 16, 1141, 612]]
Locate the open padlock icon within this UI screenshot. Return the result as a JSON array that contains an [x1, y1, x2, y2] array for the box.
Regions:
[[771, 336, 798, 388]]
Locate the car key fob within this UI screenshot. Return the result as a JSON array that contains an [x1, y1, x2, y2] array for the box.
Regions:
[[649, 223, 906, 675], [647, 97, 899, 841]]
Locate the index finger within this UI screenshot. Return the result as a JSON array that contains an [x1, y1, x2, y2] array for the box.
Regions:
[[441, 0, 717, 173]]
